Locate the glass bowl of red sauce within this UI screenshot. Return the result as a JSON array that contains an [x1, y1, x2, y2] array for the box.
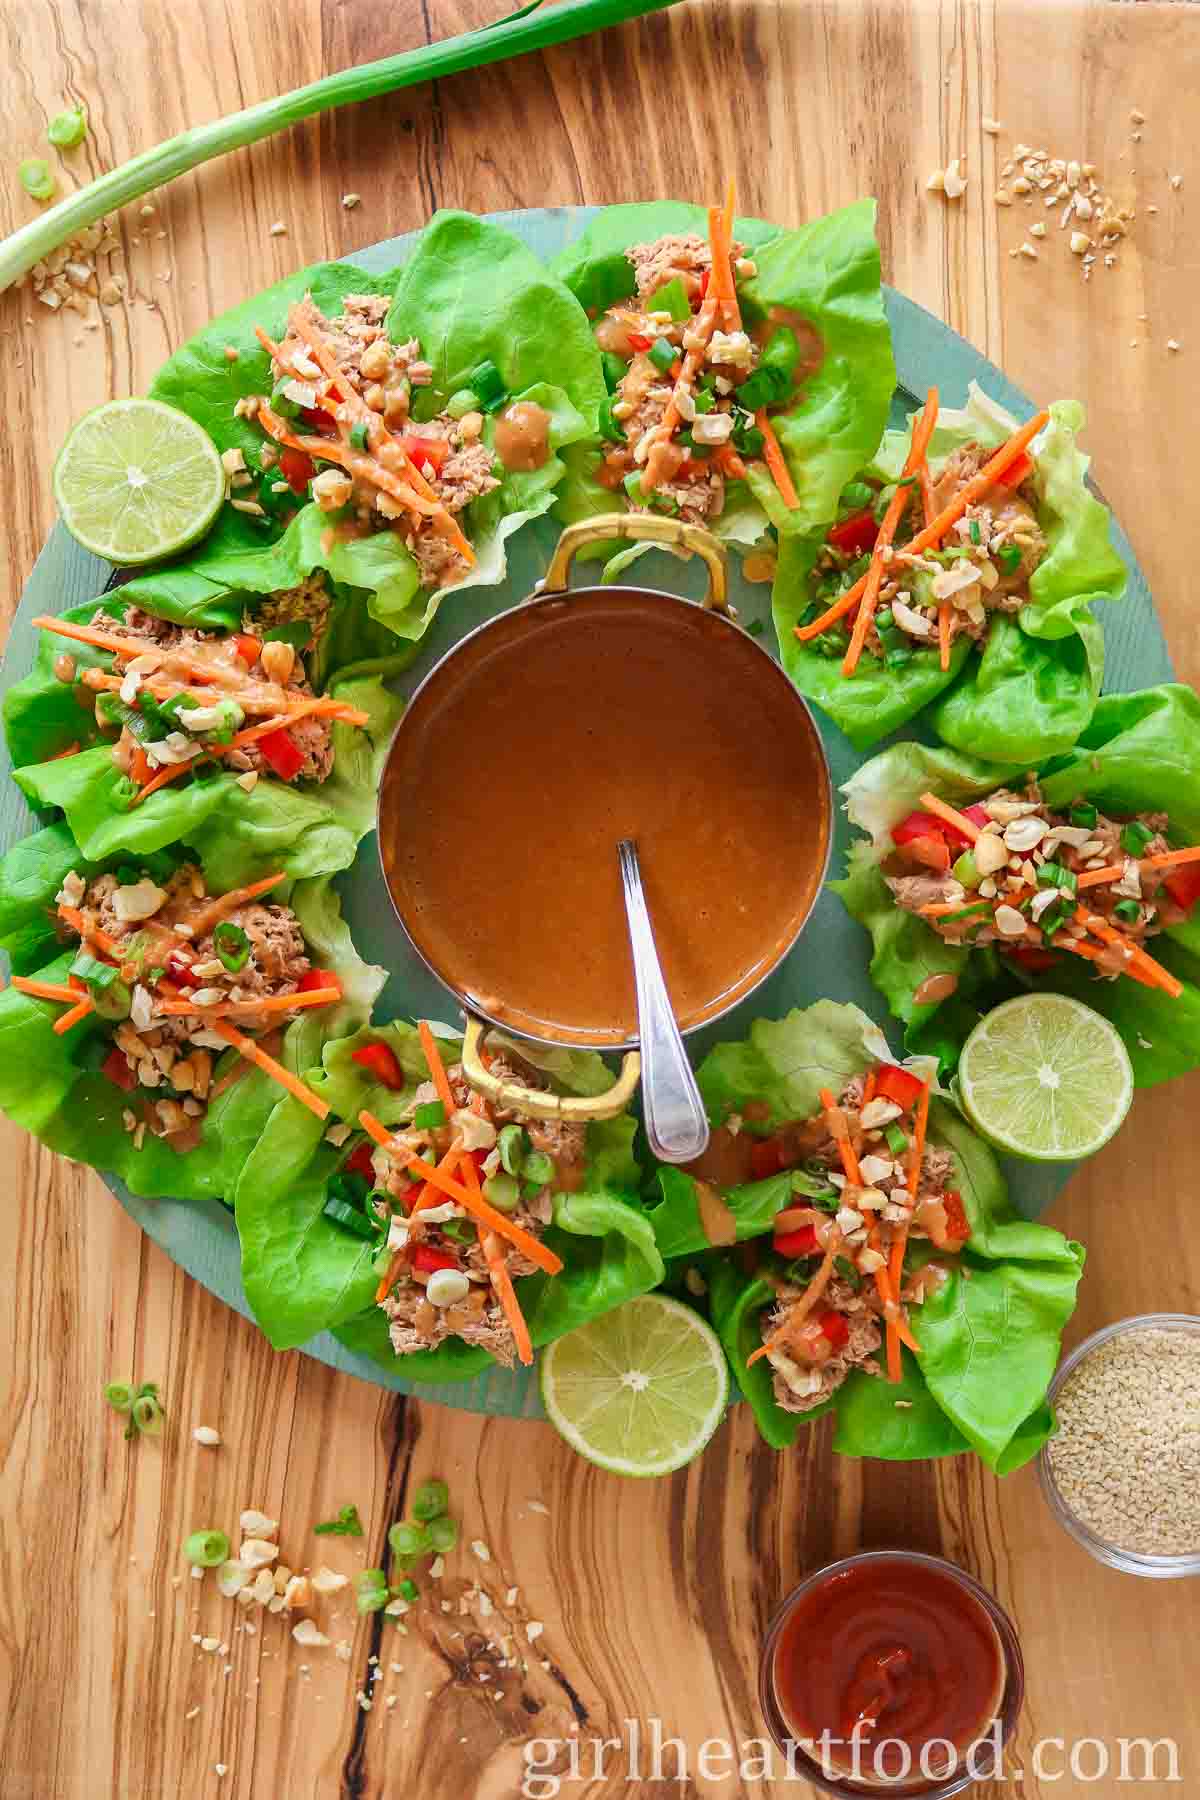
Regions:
[[757, 1552, 1024, 1796]]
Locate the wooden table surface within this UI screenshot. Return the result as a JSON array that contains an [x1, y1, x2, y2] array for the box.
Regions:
[[2, 1, 1198, 1795]]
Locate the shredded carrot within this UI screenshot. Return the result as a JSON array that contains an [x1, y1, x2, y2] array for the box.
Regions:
[[1077, 844, 1200, 890], [482, 1230, 534, 1365], [1054, 937, 1150, 987], [186, 872, 286, 936], [706, 184, 741, 329], [127, 702, 344, 807], [1074, 908, 1183, 998], [756, 410, 798, 509], [156, 987, 340, 1018], [56, 905, 120, 956], [904, 1081, 931, 1220], [796, 407, 1049, 646], [918, 463, 937, 527], [418, 1019, 458, 1119], [713, 443, 748, 481], [375, 1254, 404, 1303], [639, 294, 722, 495], [842, 390, 939, 677], [937, 602, 952, 672], [919, 792, 982, 842], [79, 665, 367, 726], [255, 404, 438, 516], [10, 976, 83, 1002], [358, 1112, 563, 1273], [818, 1086, 863, 1185], [53, 994, 94, 1034], [209, 1018, 328, 1119], [747, 1247, 838, 1366], [877, 1078, 929, 1383]]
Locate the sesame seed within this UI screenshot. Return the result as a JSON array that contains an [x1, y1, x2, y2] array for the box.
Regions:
[[1046, 1327, 1200, 1555]]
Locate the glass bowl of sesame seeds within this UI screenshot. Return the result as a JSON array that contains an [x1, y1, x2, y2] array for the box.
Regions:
[[1038, 1314, 1200, 1578]]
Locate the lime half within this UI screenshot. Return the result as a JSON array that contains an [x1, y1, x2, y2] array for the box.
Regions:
[[53, 398, 225, 564], [540, 1294, 729, 1478], [958, 993, 1133, 1161]]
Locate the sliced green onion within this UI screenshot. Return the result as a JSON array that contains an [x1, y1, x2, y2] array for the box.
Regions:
[[314, 1503, 363, 1537], [470, 358, 505, 403], [951, 850, 979, 888], [395, 1576, 420, 1603], [1113, 899, 1141, 924], [691, 387, 715, 415], [598, 396, 625, 444], [427, 1514, 459, 1553], [440, 1218, 477, 1245], [601, 350, 628, 392], [839, 479, 873, 513], [969, 518, 981, 544], [623, 469, 647, 503], [355, 1569, 390, 1613], [1069, 802, 1098, 830], [940, 901, 990, 924], [1037, 861, 1077, 895], [47, 107, 88, 150], [1121, 821, 1154, 856], [19, 159, 56, 202], [349, 420, 370, 451], [744, 618, 766, 637], [131, 1388, 164, 1435], [72, 950, 118, 991], [269, 379, 301, 419], [212, 920, 250, 973], [647, 336, 676, 373], [444, 387, 480, 419], [413, 1100, 446, 1129], [884, 1122, 910, 1157], [997, 543, 1022, 573], [412, 1478, 450, 1522], [522, 1149, 555, 1189], [93, 978, 132, 1023], [498, 1124, 527, 1177], [389, 1520, 430, 1559], [184, 1529, 230, 1567], [104, 1380, 135, 1413], [483, 1171, 520, 1212], [323, 1196, 378, 1239], [1040, 903, 1067, 940]]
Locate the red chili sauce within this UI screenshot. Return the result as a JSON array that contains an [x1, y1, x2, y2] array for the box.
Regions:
[[771, 1557, 1005, 1787]]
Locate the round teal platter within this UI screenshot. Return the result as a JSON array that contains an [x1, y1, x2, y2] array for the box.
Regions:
[[0, 207, 1174, 1419]]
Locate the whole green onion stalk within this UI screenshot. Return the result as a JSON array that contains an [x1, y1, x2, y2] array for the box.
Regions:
[[0, 0, 680, 293]]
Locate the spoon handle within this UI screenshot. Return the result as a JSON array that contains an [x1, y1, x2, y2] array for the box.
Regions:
[[617, 839, 711, 1165]]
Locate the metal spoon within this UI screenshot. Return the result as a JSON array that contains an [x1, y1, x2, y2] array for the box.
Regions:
[[616, 839, 710, 1164]]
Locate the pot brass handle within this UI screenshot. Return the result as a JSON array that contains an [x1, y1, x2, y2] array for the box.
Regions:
[[542, 513, 730, 614], [461, 1018, 642, 1122]]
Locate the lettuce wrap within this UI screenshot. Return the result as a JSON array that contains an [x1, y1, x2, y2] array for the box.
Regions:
[[233, 1022, 663, 1379], [5, 507, 407, 889], [773, 384, 1127, 756], [833, 685, 1200, 1086], [0, 841, 383, 1202], [648, 1005, 1083, 1469], [151, 212, 602, 618], [549, 199, 895, 573]]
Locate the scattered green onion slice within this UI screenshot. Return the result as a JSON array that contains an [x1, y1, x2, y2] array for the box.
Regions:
[[1113, 899, 1141, 924], [647, 335, 676, 373], [19, 159, 56, 201], [1069, 802, 1098, 830], [427, 1514, 459, 1553], [1037, 861, 1078, 894], [483, 1171, 520, 1212], [184, 1529, 231, 1567], [355, 1568, 390, 1613], [600, 350, 628, 393], [349, 420, 370, 451], [131, 1391, 164, 1436], [497, 1124, 527, 1177], [839, 479, 873, 513], [997, 544, 1022, 573], [47, 106, 88, 150], [522, 1149, 554, 1189], [744, 618, 766, 637], [969, 518, 981, 544], [413, 1100, 446, 1129], [212, 920, 250, 973], [412, 1478, 450, 1522], [1121, 821, 1154, 856], [314, 1503, 363, 1537], [395, 1576, 420, 1603], [884, 1122, 910, 1157], [104, 1380, 135, 1413], [389, 1520, 430, 1559]]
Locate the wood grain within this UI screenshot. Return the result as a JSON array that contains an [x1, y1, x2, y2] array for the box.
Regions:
[[2, 1, 1199, 1796]]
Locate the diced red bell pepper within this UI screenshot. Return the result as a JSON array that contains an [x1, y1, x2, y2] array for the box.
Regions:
[[233, 633, 261, 665], [627, 332, 653, 353], [892, 810, 954, 848], [773, 1224, 820, 1259], [749, 1136, 789, 1181], [297, 967, 340, 995], [344, 1141, 377, 1181], [874, 1063, 928, 1112], [300, 406, 338, 434], [412, 1243, 460, 1275], [1007, 944, 1059, 972], [256, 727, 306, 783], [997, 451, 1033, 489], [827, 509, 879, 557], [818, 1310, 850, 1351], [350, 1041, 405, 1090], [698, 270, 710, 301], [1164, 862, 1200, 912], [279, 447, 316, 495], [942, 1189, 971, 1247], [400, 434, 449, 473], [962, 803, 990, 832], [101, 1046, 136, 1092]]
